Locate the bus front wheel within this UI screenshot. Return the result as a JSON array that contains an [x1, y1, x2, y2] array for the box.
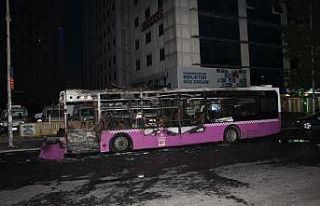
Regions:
[[111, 134, 131, 153], [224, 126, 240, 143]]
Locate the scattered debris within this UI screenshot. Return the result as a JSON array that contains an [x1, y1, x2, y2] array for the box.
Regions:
[[288, 139, 310, 143], [138, 174, 144, 178]]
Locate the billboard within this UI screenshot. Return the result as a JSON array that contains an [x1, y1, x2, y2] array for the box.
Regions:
[[176, 67, 250, 88]]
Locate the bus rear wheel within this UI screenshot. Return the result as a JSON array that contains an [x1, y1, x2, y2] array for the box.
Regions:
[[224, 126, 240, 143], [111, 135, 131, 153]]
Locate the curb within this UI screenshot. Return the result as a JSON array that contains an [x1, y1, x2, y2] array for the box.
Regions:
[[0, 148, 40, 154]]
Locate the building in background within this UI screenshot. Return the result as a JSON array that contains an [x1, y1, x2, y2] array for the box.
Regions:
[[284, 0, 320, 90], [0, 0, 84, 112], [84, 0, 287, 90], [83, 0, 129, 89], [246, 0, 287, 89]]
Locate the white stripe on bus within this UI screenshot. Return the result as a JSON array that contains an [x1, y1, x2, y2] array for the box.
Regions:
[[107, 119, 279, 134]]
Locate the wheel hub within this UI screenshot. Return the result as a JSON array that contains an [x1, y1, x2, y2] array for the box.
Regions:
[[114, 136, 129, 151], [226, 130, 237, 142]]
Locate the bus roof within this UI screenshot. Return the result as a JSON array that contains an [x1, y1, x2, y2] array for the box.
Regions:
[[60, 87, 279, 103], [59, 89, 104, 103]]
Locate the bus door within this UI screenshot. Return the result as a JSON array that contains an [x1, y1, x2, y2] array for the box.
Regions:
[[160, 94, 180, 136], [179, 94, 207, 144], [142, 94, 181, 147]]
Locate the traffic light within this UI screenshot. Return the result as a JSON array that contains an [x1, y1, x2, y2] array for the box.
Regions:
[[10, 78, 14, 90]]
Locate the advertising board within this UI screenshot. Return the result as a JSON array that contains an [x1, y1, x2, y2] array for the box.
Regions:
[[177, 67, 250, 88]]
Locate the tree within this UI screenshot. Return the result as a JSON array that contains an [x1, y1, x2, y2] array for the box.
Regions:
[[283, 0, 320, 90]]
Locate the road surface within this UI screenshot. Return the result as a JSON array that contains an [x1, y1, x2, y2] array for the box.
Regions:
[[0, 132, 320, 206]]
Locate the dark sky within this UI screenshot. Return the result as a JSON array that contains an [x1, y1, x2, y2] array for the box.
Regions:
[[64, 0, 84, 89], [0, 0, 84, 112], [0, 0, 8, 110]]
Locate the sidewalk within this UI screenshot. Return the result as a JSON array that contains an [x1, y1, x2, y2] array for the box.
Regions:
[[0, 135, 43, 154]]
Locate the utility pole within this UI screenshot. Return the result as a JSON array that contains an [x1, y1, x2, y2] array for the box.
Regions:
[[310, 0, 316, 114], [6, 0, 14, 147]]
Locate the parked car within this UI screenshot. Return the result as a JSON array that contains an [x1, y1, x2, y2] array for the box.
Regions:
[[293, 112, 320, 138], [0, 105, 29, 133], [34, 113, 43, 122]]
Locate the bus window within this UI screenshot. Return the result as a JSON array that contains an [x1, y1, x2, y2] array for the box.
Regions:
[[259, 92, 278, 119], [232, 97, 259, 121], [73, 107, 79, 119], [159, 95, 179, 128], [207, 99, 222, 122], [98, 111, 126, 130], [207, 99, 235, 122], [182, 97, 206, 126]]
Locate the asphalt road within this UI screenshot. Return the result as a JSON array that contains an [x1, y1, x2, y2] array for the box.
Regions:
[[0, 132, 320, 206]]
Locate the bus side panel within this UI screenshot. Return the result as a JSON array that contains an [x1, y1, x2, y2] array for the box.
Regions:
[[180, 125, 225, 145], [100, 131, 113, 152], [100, 130, 143, 153], [133, 130, 181, 150], [99, 129, 182, 152], [180, 119, 280, 144], [237, 119, 281, 139], [99, 119, 281, 153]]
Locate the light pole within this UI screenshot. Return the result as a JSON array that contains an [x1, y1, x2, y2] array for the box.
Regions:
[[309, 0, 316, 114], [6, 0, 14, 147]]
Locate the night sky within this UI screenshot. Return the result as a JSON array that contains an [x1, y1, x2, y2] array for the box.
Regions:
[[0, 0, 84, 112]]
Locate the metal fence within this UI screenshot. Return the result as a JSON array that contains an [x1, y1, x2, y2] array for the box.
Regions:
[[281, 95, 320, 113], [19, 121, 65, 137]]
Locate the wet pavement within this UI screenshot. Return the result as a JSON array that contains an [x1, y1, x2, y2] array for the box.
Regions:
[[1, 130, 320, 206]]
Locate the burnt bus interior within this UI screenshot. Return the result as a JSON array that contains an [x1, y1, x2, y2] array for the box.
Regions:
[[60, 88, 278, 153], [97, 90, 278, 131]]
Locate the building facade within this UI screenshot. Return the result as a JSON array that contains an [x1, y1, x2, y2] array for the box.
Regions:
[[83, 0, 127, 89], [84, 0, 287, 90]]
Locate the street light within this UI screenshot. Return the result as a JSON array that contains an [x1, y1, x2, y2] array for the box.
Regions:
[[6, 0, 14, 147], [309, 0, 316, 114]]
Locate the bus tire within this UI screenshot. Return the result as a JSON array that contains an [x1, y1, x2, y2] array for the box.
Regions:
[[111, 134, 132, 153], [224, 126, 240, 143]]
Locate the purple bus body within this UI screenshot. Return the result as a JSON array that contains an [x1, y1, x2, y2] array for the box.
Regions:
[[100, 118, 281, 153], [39, 118, 280, 160]]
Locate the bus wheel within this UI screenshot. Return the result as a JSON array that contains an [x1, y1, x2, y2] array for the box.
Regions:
[[224, 126, 240, 143], [111, 135, 131, 153]]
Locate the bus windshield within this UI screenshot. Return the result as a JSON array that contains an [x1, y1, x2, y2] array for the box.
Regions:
[[81, 108, 94, 120]]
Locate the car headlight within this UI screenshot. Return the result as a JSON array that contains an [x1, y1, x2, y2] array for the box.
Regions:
[[303, 122, 311, 130]]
